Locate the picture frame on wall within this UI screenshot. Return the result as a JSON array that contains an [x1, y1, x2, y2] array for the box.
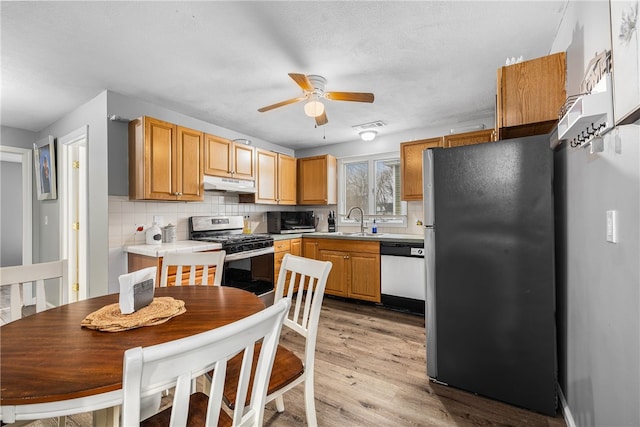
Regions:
[[34, 135, 57, 200], [610, 0, 640, 125]]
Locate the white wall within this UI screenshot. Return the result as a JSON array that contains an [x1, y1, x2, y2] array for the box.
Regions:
[[551, 1, 640, 426]]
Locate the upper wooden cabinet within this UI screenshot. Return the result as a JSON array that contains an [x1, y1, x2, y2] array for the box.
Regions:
[[240, 149, 296, 205], [442, 129, 496, 148], [496, 52, 566, 140], [297, 154, 337, 205], [129, 116, 204, 201], [400, 138, 441, 201], [204, 134, 254, 180]]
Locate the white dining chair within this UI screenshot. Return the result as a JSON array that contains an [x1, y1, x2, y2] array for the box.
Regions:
[[159, 251, 226, 287], [0, 260, 68, 324], [121, 298, 291, 427], [0, 260, 68, 426], [222, 254, 332, 427]]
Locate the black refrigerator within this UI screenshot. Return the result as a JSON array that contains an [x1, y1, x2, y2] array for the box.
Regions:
[[422, 134, 557, 415]]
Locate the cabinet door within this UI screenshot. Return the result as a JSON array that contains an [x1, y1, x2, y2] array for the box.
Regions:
[[349, 252, 381, 302], [400, 138, 442, 201], [443, 129, 495, 149], [176, 126, 204, 201], [302, 239, 319, 260], [290, 238, 302, 256], [497, 52, 566, 139], [144, 117, 176, 200], [204, 134, 232, 177], [255, 148, 278, 204], [233, 144, 255, 180], [319, 249, 348, 297], [297, 155, 337, 205], [278, 154, 297, 205]]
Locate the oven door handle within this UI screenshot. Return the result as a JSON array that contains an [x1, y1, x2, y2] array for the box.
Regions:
[[224, 246, 275, 261]]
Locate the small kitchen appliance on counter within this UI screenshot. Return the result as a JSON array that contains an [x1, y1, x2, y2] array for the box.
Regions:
[[267, 211, 316, 234]]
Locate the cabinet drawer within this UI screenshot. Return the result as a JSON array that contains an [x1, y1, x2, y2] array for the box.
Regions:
[[274, 240, 291, 252]]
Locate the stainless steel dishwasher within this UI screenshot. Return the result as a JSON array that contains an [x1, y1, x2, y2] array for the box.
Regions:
[[380, 241, 425, 315]]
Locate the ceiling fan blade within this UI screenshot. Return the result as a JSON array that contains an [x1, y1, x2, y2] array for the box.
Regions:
[[288, 73, 314, 92], [315, 111, 328, 126], [258, 97, 305, 113], [325, 92, 375, 103]]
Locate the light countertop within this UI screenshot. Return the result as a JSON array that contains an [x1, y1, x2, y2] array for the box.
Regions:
[[124, 241, 223, 257], [271, 232, 424, 244]]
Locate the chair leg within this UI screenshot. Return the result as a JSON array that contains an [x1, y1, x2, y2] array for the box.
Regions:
[[57, 416, 67, 426], [304, 378, 318, 427], [275, 395, 285, 412]]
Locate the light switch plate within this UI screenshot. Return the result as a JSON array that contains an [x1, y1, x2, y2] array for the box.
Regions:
[[606, 210, 618, 243]]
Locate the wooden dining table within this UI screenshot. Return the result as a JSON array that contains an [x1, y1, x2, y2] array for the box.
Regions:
[[0, 286, 265, 425]]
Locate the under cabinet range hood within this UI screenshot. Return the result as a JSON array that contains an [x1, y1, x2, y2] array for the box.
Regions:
[[203, 175, 256, 193]]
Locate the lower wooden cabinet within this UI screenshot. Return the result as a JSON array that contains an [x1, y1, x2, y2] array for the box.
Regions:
[[302, 238, 380, 303], [274, 238, 301, 291]]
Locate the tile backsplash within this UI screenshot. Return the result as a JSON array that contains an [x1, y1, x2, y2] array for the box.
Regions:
[[108, 194, 424, 248], [108, 193, 423, 294]]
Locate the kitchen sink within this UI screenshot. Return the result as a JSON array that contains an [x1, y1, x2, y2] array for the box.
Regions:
[[334, 232, 384, 237]]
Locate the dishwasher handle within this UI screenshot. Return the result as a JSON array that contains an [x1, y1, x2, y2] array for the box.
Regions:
[[380, 241, 424, 257]]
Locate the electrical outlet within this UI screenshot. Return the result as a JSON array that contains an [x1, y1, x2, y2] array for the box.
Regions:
[[317, 213, 324, 221]]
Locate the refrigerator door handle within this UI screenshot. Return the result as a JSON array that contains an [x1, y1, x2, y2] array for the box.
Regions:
[[425, 227, 437, 379], [423, 149, 435, 227]]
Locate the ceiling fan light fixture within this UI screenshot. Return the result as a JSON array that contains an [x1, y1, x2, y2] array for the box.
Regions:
[[359, 130, 377, 141], [304, 99, 325, 117]]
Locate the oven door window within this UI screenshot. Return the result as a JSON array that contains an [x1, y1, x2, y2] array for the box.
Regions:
[[222, 253, 274, 296]]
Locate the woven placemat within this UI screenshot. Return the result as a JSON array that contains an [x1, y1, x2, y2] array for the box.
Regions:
[[81, 297, 186, 332]]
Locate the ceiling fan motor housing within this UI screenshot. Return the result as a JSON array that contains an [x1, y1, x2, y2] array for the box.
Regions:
[[306, 75, 327, 96]]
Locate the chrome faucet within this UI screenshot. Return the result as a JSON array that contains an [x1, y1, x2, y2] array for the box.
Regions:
[[346, 206, 365, 234]]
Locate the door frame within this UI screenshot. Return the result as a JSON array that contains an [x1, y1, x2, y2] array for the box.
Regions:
[[58, 126, 88, 301]]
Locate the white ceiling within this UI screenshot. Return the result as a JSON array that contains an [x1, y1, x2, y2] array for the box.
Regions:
[[1, 1, 567, 150]]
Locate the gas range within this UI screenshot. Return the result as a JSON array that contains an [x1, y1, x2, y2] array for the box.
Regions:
[[189, 216, 274, 255], [189, 215, 275, 305]]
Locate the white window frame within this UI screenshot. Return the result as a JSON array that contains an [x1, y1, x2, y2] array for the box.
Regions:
[[337, 152, 407, 228]]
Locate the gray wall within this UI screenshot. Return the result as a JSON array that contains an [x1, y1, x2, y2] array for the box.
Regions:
[[294, 118, 495, 159], [551, 1, 640, 426], [1, 126, 38, 265], [1, 161, 22, 266], [36, 91, 110, 298]]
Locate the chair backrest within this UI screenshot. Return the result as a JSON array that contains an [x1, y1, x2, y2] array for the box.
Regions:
[[273, 254, 332, 365], [159, 251, 226, 287], [0, 260, 68, 324], [122, 298, 291, 427]]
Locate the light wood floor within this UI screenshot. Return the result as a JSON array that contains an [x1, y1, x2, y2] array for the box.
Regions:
[[13, 296, 566, 427]]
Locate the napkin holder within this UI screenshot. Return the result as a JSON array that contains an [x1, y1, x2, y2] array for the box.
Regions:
[[119, 266, 156, 314]]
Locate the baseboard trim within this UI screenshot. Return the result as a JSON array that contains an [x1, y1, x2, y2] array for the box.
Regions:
[[558, 385, 577, 427]]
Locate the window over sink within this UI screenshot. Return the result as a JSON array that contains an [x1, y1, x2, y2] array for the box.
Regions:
[[338, 152, 407, 228]]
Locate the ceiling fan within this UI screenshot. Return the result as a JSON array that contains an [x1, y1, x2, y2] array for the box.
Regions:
[[258, 73, 375, 126]]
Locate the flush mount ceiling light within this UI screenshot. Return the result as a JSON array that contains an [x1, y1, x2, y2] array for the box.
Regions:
[[359, 130, 377, 141], [304, 99, 325, 118]]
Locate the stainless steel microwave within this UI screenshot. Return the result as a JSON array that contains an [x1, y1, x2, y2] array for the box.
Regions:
[[267, 211, 316, 234]]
